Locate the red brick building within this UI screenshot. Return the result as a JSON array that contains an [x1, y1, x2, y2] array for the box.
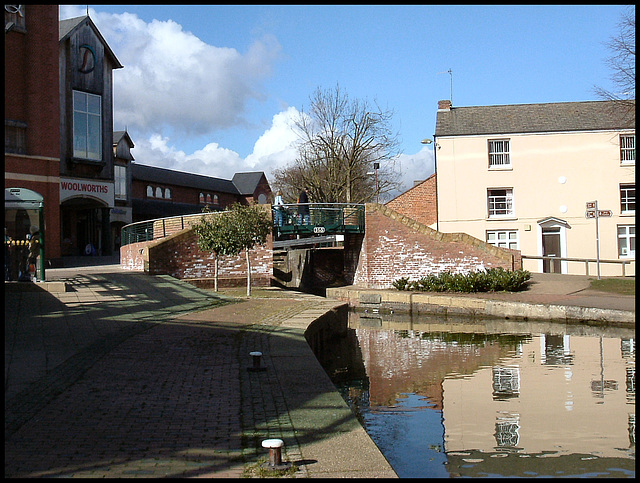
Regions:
[[385, 174, 438, 228], [5, 4, 61, 277], [5, 8, 272, 270], [130, 164, 272, 223]]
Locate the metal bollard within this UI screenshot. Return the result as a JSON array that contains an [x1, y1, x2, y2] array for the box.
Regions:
[[248, 351, 266, 372], [261, 438, 290, 470]]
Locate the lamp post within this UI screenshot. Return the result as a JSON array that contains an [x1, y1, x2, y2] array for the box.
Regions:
[[367, 162, 380, 203], [421, 138, 439, 231], [373, 162, 379, 203]]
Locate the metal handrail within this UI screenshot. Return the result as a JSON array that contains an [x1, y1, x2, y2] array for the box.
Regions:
[[121, 203, 367, 247], [273, 203, 365, 231], [121, 212, 222, 247], [521, 254, 634, 277]]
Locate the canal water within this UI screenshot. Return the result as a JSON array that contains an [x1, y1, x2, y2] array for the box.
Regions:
[[314, 310, 635, 478]]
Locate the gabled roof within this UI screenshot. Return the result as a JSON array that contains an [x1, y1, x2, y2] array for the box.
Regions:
[[537, 216, 571, 228], [59, 15, 123, 69], [113, 131, 134, 148], [435, 100, 635, 137], [232, 172, 268, 195], [131, 163, 240, 194]]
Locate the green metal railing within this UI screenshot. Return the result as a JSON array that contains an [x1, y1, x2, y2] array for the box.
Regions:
[[121, 212, 217, 247], [273, 203, 365, 236], [120, 203, 366, 247]]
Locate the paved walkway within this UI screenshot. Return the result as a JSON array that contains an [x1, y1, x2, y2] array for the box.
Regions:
[[4, 261, 634, 478], [5, 262, 396, 478]]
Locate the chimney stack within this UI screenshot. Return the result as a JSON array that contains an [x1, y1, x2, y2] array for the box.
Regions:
[[438, 100, 452, 110]]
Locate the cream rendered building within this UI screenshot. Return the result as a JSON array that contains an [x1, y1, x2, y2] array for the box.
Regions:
[[433, 100, 635, 276]]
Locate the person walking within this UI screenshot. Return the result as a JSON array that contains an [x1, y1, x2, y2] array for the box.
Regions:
[[298, 187, 310, 225], [27, 225, 40, 281], [273, 190, 284, 227]]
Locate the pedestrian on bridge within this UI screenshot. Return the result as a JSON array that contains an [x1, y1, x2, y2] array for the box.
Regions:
[[298, 188, 310, 225], [273, 190, 284, 226]]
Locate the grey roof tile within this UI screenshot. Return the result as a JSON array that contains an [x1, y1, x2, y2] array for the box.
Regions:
[[131, 163, 240, 194], [435, 100, 635, 137], [232, 172, 266, 195]]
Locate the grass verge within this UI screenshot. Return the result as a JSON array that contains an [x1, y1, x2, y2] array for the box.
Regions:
[[589, 277, 635, 295]]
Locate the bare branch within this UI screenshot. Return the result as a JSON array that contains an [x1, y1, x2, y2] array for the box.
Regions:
[[272, 84, 403, 204]]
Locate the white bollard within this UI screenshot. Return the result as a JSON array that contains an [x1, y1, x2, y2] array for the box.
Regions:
[[248, 351, 266, 371], [261, 438, 290, 469]]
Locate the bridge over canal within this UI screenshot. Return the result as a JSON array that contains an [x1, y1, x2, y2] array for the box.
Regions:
[[120, 203, 520, 290]]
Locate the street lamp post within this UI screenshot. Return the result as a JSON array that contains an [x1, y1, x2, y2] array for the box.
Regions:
[[373, 162, 379, 203], [421, 138, 439, 231], [367, 162, 380, 203]]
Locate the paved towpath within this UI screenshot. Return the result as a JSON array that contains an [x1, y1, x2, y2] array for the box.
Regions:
[[5, 263, 396, 478]]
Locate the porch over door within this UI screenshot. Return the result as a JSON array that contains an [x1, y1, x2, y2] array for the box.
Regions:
[[542, 229, 561, 273]]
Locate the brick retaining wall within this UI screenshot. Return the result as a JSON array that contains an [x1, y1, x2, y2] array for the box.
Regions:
[[121, 225, 273, 288], [353, 204, 522, 289]]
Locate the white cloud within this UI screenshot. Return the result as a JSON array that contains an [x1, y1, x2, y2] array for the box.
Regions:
[[129, 110, 300, 181], [59, 5, 289, 181], [60, 6, 280, 135], [59, 6, 429, 195], [103, 16, 279, 135], [244, 107, 300, 172], [387, 147, 435, 200]]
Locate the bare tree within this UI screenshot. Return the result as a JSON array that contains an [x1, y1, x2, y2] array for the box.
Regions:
[[594, 6, 635, 115], [273, 84, 402, 204]]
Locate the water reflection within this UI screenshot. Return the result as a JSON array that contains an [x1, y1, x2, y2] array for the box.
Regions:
[[314, 310, 635, 478]]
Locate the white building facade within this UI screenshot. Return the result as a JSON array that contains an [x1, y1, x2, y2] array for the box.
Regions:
[[434, 100, 635, 277]]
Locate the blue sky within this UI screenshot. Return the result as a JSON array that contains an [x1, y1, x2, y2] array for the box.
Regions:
[[60, 5, 631, 199]]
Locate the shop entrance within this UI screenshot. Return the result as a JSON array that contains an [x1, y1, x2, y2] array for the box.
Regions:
[[61, 198, 111, 257]]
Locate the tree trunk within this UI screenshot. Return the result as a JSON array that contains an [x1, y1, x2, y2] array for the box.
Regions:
[[214, 256, 219, 292], [245, 249, 251, 297]]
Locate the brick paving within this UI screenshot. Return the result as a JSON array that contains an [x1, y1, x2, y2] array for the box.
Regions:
[[5, 269, 323, 478], [9, 264, 627, 478]]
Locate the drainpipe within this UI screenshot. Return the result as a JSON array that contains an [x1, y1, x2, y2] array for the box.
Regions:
[[433, 134, 439, 232]]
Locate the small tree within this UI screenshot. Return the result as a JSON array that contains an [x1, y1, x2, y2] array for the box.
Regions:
[[194, 204, 272, 296], [228, 203, 273, 296], [193, 210, 239, 292]]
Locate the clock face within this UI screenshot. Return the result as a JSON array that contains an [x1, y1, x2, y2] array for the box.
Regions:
[[78, 44, 96, 74]]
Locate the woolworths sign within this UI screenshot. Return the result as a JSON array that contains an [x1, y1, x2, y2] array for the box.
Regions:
[[60, 178, 114, 206]]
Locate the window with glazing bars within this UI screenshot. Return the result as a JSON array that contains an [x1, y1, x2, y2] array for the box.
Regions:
[[114, 165, 127, 199], [488, 139, 510, 167], [617, 225, 635, 258], [620, 184, 635, 213], [620, 134, 635, 163], [487, 230, 518, 250], [488, 188, 514, 217], [73, 90, 102, 160]]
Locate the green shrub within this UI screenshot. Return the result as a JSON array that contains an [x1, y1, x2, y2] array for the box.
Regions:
[[392, 268, 531, 293], [392, 277, 410, 291]]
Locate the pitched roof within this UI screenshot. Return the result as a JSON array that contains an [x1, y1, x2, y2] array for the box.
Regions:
[[113, 131, 134, 147], [435, 100, 635, 137], [59, 15, 123, 69], [131, 163, 240, 194], [232, 172, 267, 195]]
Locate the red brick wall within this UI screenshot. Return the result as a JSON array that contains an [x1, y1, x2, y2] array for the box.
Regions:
[[354, 204, 521, 289], [132, 179, 241, 209], [121, 227, 274, 287], [385, 174, 437, 227], [120, 204, 521, 290], [4, 5, 61, 260]]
